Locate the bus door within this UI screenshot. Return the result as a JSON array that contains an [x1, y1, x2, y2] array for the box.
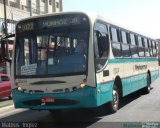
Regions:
[[93, 21, 110, 105]]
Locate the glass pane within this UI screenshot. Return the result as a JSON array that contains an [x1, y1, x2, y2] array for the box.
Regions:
[[121, 31, 127, 44], [15, 14, 90, 76], [111, 28, 118, 42]]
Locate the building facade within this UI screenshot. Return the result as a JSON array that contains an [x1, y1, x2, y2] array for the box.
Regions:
[[0, 0, 63, 73], [0, 0, 62, 36]]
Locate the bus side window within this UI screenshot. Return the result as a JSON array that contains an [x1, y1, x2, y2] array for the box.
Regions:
[[138, 36, 145, 57], [121, 30, 131, 58], [148, 39, 153, 57], [144, 38, 150, 57], [110, 27, 122, 58], [129, 33, 138, 58], [152, 41, 157, 57]]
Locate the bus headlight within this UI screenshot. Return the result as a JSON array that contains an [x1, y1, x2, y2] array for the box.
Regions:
[[79, 79, 87, 88], [16, 86, 23, 91], [80, 83, 85, 88]]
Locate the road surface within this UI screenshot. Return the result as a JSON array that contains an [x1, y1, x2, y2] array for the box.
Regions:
[[0, 76, 160, 128]]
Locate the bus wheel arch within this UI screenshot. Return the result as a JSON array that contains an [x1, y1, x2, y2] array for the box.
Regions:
[[108, 76, 122, 113]]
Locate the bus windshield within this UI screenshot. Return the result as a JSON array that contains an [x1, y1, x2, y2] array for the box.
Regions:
[[15, 14, 90, 77]]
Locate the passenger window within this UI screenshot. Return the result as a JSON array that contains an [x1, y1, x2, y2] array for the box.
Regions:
[[121, 31, 131, 57], [138, 36, 144, 57], [148, 40, 153, 57], [121, 31, 127, 44], [130, 33, 138, 58], [144, 38, 150, 57], [138, 36, 143, 47], [130, 33, 136, 45], [94, 21, 109, 71], [152, 41, 157, 57], [110, 27, 119, 42], [110, 27, 121, 57]]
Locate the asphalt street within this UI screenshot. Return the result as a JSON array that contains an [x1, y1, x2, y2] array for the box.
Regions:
[[0, 75, 160, 128]]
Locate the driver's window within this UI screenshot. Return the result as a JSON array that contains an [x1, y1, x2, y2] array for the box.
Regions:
[[94, 21, 109, 72]]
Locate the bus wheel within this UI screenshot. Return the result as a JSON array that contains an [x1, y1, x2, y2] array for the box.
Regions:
[[109, 85, 119, 113], [143, 73, 151, 94]]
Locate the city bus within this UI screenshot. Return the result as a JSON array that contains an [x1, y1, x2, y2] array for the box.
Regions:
[[6, 12, 159, 113]]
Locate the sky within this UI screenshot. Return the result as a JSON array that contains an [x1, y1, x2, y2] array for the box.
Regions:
[[63, 0, 160, 39]]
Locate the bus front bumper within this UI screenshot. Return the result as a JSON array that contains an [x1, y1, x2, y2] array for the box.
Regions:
[[12, 86, 98, 110]]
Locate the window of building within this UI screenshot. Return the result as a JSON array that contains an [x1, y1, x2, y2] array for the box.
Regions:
[[56, 2, 59, 8], [49, 0, 52, 5], [41, 0, 45, 3]]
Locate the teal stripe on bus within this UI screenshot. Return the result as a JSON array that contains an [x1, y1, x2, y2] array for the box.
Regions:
[[96, 70, 159, 106], [109, 58, 158, 64]]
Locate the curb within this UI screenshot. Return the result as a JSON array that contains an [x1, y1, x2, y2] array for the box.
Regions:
[[0, 99, 13, 107], [0, 105, 14, 114], [0, 102, 13, 108]]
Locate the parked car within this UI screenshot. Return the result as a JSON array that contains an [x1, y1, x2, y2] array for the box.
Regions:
[[0, 73, 12, 99]]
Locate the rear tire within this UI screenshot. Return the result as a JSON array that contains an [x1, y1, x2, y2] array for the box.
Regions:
[[143, 73, 151, 94], [108, 85, 119, 113]]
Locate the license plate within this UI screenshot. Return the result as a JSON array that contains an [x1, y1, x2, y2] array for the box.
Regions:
[[41, 97, 55, 103]]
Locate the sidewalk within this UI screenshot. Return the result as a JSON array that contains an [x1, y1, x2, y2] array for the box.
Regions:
[[0, 99, 13, 108]]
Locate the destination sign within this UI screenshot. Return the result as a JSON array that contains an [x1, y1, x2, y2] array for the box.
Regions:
[[40, 16, 81, 29], [17, 15, 88, 32], [17, 22, 34, 32]]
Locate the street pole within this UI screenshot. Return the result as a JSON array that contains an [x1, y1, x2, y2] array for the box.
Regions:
[[3, 0, 9, 74], [3, 0, 7, 36]]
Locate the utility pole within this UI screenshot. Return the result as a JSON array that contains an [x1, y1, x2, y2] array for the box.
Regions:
[[3, 0, 9, 74], [3, 0, 8, 36]]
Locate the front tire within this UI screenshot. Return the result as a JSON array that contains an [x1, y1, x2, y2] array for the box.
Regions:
[[109, 85, 119, 113]]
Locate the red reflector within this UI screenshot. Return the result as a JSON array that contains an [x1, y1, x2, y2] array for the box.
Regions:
[[41, 97, 55, 103]]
